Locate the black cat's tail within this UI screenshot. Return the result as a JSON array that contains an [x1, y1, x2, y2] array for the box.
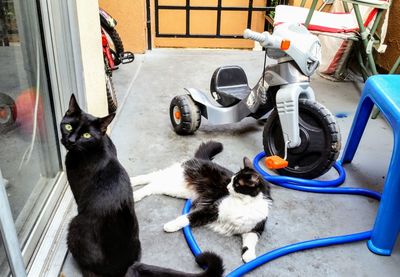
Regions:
[[125, 252, 224, 277], [195, 251, 224, 276], [194, 141, 223, 161]]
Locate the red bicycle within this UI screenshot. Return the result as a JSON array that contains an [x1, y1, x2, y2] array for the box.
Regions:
[[100, 8, 134, 113], [102, 28, 118, 114]]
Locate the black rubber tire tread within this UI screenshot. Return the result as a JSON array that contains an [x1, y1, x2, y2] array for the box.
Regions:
[[106, 74, 118, 114], [105, 28, 124, 54], [170, 95, 201, 135], [263, 99, 341, 179], [0, 93, 17, 133], [103, 28, 124, 65]]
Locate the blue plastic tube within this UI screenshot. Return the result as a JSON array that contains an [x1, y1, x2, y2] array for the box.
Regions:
[[228, 230, 372, 277], [181, 152, 382, 276], [183, 200, 202, 256]]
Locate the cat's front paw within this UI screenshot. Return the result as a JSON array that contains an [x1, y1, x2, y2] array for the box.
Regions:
[[130, 175, 148, 186], [163, 220, 182, 232], [242, 250, 256, 263], [133, 190, 148, 202], [133, 193, 142, 202], [163, 215, 189, 233]]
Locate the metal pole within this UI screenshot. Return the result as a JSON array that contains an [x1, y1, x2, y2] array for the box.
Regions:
[[353, 3, 378, 75], [389, 56, 400, 74], [304, 0, 318, 28], [146, 0, 152, 50], [0, 170, 26, 277]]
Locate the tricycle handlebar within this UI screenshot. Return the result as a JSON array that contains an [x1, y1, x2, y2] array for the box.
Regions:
[[244, 24, 321, 77], [243, 29, 282, 49], [243, 29, 267, 43]]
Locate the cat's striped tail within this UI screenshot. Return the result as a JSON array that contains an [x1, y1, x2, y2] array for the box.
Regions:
[[194, 141, 223, 160]]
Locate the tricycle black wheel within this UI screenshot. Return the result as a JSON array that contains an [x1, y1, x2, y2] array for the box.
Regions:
[[263, 99, 341, 179], [0, 93, 17, 134], [170, 95, 201, 135]]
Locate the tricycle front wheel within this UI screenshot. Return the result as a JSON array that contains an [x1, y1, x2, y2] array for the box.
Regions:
[[263, 99, 341, 179], [170, 95, 201, 135]]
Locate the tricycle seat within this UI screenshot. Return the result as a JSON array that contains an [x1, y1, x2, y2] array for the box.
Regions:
[[210, 66, 251, 107]]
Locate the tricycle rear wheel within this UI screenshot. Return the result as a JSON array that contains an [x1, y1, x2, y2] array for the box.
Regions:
[[263, 99, 341, 179], [170, 95, 201, 135]]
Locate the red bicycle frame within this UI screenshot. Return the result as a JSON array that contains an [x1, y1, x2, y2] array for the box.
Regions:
[[102, 28, 116, 70]]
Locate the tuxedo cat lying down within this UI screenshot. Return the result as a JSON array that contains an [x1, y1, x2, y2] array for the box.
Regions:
[[61, 95, 223, 277], [131, 141, 272, 263]]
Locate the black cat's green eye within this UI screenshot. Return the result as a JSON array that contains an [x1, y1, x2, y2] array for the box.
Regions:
[[65, 124, 73, 131], [82, 133, 91, 139]]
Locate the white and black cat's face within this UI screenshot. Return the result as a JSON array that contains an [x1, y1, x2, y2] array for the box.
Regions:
[[228, 157, 267, 197], [60, 94, 115, 151]]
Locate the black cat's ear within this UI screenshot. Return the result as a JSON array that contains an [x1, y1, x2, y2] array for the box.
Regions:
[[67, 94, 81, 115], [98, 113, 116, 133], [243, 157, 253, 169]]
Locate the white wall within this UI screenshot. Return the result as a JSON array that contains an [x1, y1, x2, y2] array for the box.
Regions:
[[75, 0, 108, 116]]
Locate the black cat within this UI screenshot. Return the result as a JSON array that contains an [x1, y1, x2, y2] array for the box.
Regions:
[[61, 94, 223, 277]]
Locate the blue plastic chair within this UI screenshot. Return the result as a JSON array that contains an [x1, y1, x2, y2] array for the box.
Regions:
[[341, 74, 400, 255]]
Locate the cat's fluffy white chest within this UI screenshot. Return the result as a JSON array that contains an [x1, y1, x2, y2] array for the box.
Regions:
[[208, 193, 270, 236]]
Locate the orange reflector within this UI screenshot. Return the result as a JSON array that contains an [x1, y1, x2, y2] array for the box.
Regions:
[[265, 155, 288, 169], [174, 111, 181, 120], [280, 39, 291, 50]]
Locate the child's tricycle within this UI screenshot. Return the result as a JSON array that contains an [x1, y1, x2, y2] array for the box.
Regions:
[[169, 23, 341, 179]]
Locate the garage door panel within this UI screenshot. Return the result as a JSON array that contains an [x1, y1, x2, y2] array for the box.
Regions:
[[220, 11, 248, 35], [159, 10, 186, 34], [154, 0, 274, 48], [190, 11, 218, 35]]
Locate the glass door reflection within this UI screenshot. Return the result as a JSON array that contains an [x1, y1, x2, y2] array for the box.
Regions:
[[0, 0, 62, 274]]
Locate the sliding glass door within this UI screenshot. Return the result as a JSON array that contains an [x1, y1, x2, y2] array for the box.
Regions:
[[0, 0, 63, 275]]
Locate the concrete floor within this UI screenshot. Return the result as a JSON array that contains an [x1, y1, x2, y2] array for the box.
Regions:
[[62, 49, 399, 276]]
